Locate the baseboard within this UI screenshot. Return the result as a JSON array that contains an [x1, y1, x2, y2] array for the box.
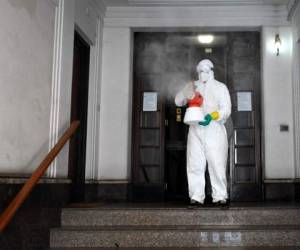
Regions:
[[85, 182, 130, 202], [264, 182, 300, 201]]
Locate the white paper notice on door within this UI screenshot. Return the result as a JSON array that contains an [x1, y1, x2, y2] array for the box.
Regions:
[[237, 92, 252, 111], [143, 92, 158, 111]]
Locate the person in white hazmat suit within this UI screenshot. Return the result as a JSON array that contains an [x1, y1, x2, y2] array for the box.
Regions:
[[175, 59, 231, 206]]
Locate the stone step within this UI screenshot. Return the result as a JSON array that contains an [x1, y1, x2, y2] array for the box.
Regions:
[[50, 247, 300, 250], [50, 225, 300, 248], [61, 207, 300, 226]]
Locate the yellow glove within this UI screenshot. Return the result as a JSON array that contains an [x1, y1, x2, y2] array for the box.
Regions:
[[210, 111, 220, 121]]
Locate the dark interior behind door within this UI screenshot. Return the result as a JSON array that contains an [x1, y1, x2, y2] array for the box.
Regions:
[[69, 31, 90, 202]]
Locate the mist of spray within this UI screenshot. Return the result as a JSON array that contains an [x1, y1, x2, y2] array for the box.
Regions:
[[136, 32, 199, 102]]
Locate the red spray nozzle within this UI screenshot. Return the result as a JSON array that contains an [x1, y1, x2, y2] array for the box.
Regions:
[[188, 92, 203, 107]]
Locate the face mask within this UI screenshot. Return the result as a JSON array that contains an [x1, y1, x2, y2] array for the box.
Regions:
[[199, 71, 209, 83]]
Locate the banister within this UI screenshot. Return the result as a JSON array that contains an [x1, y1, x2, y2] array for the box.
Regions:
[[0, 120, 80, 232]]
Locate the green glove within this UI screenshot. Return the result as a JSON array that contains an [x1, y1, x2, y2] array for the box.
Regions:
[[199, 114, 212, 126]]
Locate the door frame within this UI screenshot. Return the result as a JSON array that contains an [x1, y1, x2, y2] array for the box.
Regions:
[[130, 30, 263, 201], [68, 30, 91, 201], [48, 1, 103, 180]]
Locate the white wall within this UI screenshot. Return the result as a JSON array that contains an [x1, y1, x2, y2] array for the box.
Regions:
[[99, 27, 132, 180], [262, 26, 295, 179], [0, 0, 104, 179], [291, 3, 300, 179], [99, 5, 296, 181], [75, 0, 98, 45], [0, 1, 295, 181], [0, 0, 56, 175]]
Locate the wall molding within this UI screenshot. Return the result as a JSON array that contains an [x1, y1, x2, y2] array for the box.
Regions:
[[48, 0, 102, 180], [104, 5, 290, 27], [292, 32, 300, 179], [48, 0, 64, 178], [291, 7, 300, 178], [85, 17, 103, 180]]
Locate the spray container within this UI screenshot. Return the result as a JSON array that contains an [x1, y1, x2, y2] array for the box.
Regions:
[[183, 92, 205, 125]]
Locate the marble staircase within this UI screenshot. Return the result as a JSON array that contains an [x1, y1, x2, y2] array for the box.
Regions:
[[50, 204, 300, 248]]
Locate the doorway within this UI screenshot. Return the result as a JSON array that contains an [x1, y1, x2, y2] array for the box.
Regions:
[[164, 45, 227, 202], [68, 31, 90, 202], [131, 31, 261, 202]]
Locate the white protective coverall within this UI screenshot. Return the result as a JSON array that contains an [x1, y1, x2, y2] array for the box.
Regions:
[[175, 59, 231, 203]]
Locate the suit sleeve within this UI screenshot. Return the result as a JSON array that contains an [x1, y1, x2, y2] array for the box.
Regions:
[[217, 85, 232, 124], [174, 90, 188, 107]]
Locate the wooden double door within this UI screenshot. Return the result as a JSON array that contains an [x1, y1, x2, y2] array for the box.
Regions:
[[131, 32, 261, 202]]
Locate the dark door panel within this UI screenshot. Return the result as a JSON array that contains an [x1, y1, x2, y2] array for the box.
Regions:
[[228, 32, 262, 201]]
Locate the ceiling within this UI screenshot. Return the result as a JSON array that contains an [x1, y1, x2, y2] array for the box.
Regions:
[[103, 0, 290, 7]]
